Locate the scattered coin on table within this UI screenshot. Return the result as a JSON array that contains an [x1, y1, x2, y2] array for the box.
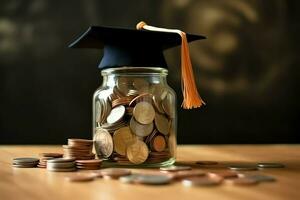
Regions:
[[12, 157, 39, 168], [160, 165, 192, 172], [182, 176, 223, 187], [257, 163, 285, 168], [229, 164, 258, 171]]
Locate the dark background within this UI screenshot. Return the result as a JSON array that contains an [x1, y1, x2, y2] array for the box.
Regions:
[[0, 0, 299, 144]]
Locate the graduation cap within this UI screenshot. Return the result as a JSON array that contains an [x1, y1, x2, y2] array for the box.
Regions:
[[69, 21, 206, 109]]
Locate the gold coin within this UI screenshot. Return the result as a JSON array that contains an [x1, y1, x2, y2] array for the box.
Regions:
[[126, 140, 149, 164], [154, 113, 170, 135], [113, 126, 137, 156], [130, 117, 153, 137], [93, 128, 113, 158], [133, 102, 155, 124]]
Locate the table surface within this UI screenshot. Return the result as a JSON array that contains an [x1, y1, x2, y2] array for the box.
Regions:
[[0, 145, 299, 200]]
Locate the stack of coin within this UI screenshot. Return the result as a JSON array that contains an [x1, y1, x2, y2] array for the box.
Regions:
[[94, 80, 176, 165], [47, 158, 76, 172], [38, 153, 63, 168], [75, 159, 102, 170], [12, 157, 39, 168], [63, 139, 95, 160]]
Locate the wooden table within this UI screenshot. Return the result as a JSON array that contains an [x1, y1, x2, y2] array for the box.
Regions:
[[0, 145, 299, 200]]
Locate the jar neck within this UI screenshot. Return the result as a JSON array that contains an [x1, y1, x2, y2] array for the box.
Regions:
[[101, 67, 168, 87]]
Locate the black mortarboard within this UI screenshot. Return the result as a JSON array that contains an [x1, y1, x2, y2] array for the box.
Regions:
[[68, 26, 205, 69]]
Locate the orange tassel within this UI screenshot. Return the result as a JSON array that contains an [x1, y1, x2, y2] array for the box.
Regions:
[[136, 21, 205, 109]]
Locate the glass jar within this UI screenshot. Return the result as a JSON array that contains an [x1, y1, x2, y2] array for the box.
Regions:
[[93, 67, 177, 167]]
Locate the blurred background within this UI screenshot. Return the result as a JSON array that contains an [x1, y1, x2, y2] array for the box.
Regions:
[[0, 0, 299, 144]]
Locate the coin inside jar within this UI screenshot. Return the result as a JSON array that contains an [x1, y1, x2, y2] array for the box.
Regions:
[[106, 105, 125, 124], [113, 126, 137, 156], [154, 113, 170, 135], [150, 135, 166, 152], [94, 128, 113, 158], [130, 117, 154, 137], [133, 102, 155, 125], [126, 140, 149, 164]]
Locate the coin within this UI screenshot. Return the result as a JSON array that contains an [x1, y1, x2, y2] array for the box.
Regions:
[[39, 153, 63, 158], [47, 162, 76, 168], [130, 117, 153, 137], [257, 162, 285, 168], [229, 164, 258, 171], [94, 128, 113, 158], [113, 126, 137, 156], [154, 113, 170, 135], [160, 165, 192, 172], [134, 174, 172, 185], [101, 168, 132, 179], [47, 167, 77, 172], [76, 160, 102, 164], [129, 93, 153, 107], [65, 174, 95, 182], [119, 174, 141, 183], [95, 101, 102, 123], [107, 105, 125, 124], [166, 170, 206, 180], [12, 164, 37, 168], [225, 177, 258, 186], [208, 171, 238, 179], [126, 140, 149, 164], [240, 174, 276, 182], [47, 158, 76, 163], [196, 161, 219, 165], [150, 135, 166, 152], [13, 158, 39, 164], [133, 102, 155, 125], [182, 177, 222, 187]]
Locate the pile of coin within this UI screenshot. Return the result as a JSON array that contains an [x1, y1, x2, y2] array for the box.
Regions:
[[94, 78, 176, 165], [63, 139, 95, 160], [75, 159, 102, 170], [12, 157, 39, 168], [47, 158, 76, 172], [38, 153, 63, 168]]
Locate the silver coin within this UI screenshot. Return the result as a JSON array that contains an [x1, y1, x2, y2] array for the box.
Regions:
[[182, 177, 222, 187], [47, 167, 77, 172], [241, 174, 276, 182], [257, 163, 285, 168], [160, 165, 192, 172], [107, 105, 125, 124], [13, 158, 39, 164], [12, 164, 37, 168], [95, 101, 102, 123], [47, 162, 75, 169], [47, 158, 76, 163], [134, 174, 172, 185], [154, 113, 170, 135], [229, 164, 258, 171], [94, 127, 113, 158], [119, 174, 141, 183], [130, 117, 153, 137], [133, 102, 155, 125]]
